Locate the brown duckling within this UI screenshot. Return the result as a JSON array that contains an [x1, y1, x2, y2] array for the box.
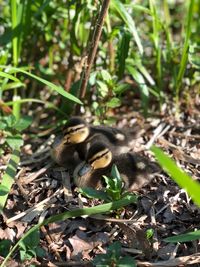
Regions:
[[50, 134, 80, 170], [62, 116, 140, 160], [73, 142, 159, 191]]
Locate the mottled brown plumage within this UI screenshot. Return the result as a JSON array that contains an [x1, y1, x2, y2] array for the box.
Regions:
[[73, 142, 159, 191], [51, 117, 140, 172], [62, 116, 140, 159]]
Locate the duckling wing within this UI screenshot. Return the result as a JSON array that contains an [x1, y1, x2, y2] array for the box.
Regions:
[[116, 153, 156, 191], [51, 138, 79, 169], [91, 125, 128, 144], [92, 124, 141, 147]]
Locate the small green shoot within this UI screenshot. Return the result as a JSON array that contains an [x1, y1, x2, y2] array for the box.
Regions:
[[80, 165, 137, 203], [103, 164, 124, 201], [146, 228, 154, 240], [93, 241, 136, 267]]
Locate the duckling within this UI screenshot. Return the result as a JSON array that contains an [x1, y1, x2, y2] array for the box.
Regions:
[[50, 134, 80, 170], [62, 116, 140, 160], [73, 142, 159, 191]]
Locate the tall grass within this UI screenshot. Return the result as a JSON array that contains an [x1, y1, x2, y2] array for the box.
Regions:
[[1, 0, 198, 118], [175, 0, 195, 113]]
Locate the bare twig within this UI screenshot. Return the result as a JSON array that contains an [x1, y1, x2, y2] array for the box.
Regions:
[[76, 0, 111, 113]]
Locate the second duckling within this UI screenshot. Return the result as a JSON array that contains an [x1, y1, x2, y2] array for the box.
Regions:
[[73, 142, 159, 191]]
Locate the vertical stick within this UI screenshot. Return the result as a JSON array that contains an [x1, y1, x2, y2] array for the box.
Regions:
[[76, 0, 111, 113]]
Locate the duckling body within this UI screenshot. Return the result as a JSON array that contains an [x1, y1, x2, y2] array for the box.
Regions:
[[50, 135, 80, 170], [51, 116, 140, 172], [73, 142, 158, 191], [62, 117, 139, 160]]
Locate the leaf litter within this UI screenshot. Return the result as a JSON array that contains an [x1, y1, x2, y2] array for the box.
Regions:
[[0, 101, 200, 266]]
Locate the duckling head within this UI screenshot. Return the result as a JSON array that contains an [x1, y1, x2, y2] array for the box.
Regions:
[[73, 142, 113, 188], [87, 142, 113, 170], [63, 117, 90, 144]]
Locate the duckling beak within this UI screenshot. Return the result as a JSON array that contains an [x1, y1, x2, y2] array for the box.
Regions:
[[78, 163, 93, 176]]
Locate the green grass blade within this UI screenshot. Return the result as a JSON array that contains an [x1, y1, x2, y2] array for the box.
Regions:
[[1, 81, 25, 91], [164, 230, 200, 243], [175, 0, 195, 107], [111, 0, 143, 55], [151, 146, 200, 207], [0, 65, 82, 104], [117, 30, 131, 79], [11, 0, 18, 66], [127, 4, 151, 15], [1, 195, 136, 266], [149, 0, 162, 94], [0, 71, 21, 82], [126, 65, 149, 115], [0, 149, 20, 212], [5, 98, 66, 115], [12, 95, 21, 121]]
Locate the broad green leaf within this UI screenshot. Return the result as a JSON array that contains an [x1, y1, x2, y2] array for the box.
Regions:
[[100, 70, 112, 82], [0, 240, 12, 257], [97, 80, 108, 97], [14, 115, 32, 131], [79, 187, 108, 201], [151, 146, 200, 207], [19, 229, 40, 249], [114, 83, 130, 94], [3, 114, 16, 127], [0, 121, 7, 130], [35, 246, 46, 258], [6, 134, 23, 149], [106, 97, 121, 108]]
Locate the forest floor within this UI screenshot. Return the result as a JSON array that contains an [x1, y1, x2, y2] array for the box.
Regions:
[[1, 93, 200, 267]]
